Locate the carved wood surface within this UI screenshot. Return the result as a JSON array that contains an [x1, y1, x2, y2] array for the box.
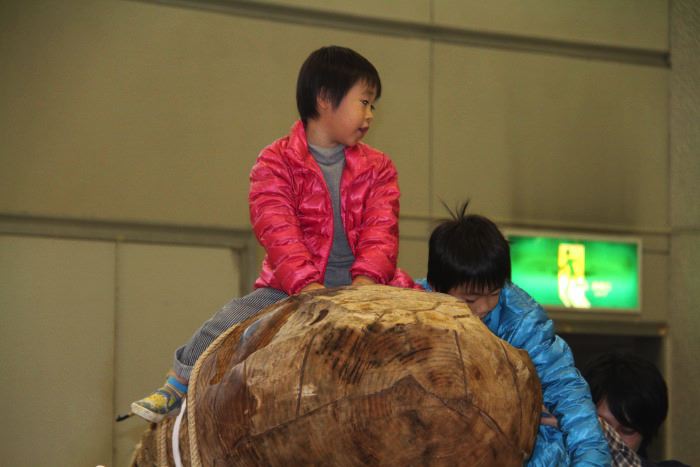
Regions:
[[133, 285, 541, 466]]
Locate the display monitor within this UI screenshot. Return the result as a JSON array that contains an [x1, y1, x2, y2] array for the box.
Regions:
[[506, 230, 641, 312]]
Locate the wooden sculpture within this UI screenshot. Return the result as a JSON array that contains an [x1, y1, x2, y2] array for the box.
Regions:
[[131, 285, 542, 466]]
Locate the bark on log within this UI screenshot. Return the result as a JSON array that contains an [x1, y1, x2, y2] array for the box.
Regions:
[[132, 285, 542, 466]]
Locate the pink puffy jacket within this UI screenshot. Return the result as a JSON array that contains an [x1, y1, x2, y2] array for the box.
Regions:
[[249, 120, 415, 295]]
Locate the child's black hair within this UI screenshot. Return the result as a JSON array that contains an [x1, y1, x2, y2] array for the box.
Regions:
[[582, 351, 668, 456], [427, 201, 511, 294], [296, 45, 381, 124]]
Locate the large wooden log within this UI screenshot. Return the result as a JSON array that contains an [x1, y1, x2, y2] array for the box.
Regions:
[[132, 285, 542, 466]]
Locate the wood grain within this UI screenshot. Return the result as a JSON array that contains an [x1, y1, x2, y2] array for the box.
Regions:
[[132, 285, 541, 466]]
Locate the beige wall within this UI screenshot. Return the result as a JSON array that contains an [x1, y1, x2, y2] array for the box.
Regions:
[[0, 236, 115, 466], [669, 1, 700, 464], [1, 0, 693, 465]]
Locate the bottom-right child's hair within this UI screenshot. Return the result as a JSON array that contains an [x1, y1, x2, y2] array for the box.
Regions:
[[582, 351, 668, 455], [427, 200, 510, 294]]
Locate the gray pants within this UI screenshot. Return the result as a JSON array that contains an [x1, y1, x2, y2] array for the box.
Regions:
[[173, 287, 288, 379]]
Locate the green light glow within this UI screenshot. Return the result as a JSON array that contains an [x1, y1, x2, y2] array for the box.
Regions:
[[508, 234, 640, 311]]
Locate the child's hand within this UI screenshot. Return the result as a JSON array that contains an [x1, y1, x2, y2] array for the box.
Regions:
[[352, 275, 376, 286], [300, 282, 325, 293], [540, 405, 559, 428]]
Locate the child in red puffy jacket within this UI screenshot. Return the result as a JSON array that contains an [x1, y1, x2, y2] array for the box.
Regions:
[[129, 45, 413, 423]]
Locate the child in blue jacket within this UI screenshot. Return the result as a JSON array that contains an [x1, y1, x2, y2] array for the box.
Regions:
[[417, 202, 610, 466]]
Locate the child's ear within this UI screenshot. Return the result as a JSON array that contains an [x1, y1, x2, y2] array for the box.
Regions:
[[316, 93, 332, 113]]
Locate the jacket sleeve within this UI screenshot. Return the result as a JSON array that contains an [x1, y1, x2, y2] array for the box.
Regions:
[[349, 156, 400, 284], [504, 303, 611, 466], [249, 150, 323, 294], [527, 425, 570, 467], [389, 268, 422, 289]]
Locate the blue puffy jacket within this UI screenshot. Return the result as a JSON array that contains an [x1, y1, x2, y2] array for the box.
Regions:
[[529, 425, 570, 467], [416, 280, 610, 466]]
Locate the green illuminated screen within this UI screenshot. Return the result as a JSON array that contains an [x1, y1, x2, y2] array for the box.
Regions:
[[508, 233, 640, 311]]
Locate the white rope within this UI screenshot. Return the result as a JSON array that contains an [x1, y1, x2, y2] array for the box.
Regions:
[[172, 397, 187, 467]]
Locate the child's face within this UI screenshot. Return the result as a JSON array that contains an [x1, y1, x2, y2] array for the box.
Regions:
[[447, 284, 501, 320], [318, 80, 376, 147], [596, 398, 643, 452]]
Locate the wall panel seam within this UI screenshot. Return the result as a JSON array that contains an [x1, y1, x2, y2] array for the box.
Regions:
[[0, 213, 675, 248], [0, 214, 254, 249], [137, 0, 670, 68], [400, 213, 673, 237], [111, 240, 119, 467]]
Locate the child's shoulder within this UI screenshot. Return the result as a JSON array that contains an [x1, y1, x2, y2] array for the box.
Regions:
[[350, 142, 396, 172], [497, 284, 555, 346], [501, 283, 546, 317], [355, 141, 388, 158], [256, 130, 306, 165]]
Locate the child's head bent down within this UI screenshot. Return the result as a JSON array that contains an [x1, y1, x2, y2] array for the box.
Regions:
[[427, 201, 511, 319], [297, 46, 381, 148]]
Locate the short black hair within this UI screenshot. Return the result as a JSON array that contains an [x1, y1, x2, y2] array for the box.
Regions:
[[296, 45, 381, 124], [427, 201, 511, 294], [582, 351, 668, 455]]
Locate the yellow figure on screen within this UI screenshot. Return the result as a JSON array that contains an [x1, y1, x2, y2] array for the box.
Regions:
[[558, 243, 591, 308]]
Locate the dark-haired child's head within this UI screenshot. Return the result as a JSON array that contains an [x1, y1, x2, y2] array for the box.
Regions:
[[427, 201, 510, 319], [582, 352, 668, 456], [296, 45, 381, 125]]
